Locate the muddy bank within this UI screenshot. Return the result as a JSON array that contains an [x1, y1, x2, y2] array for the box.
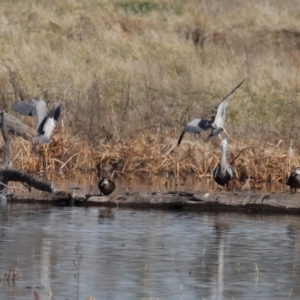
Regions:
[[8, 190, 300, 213]]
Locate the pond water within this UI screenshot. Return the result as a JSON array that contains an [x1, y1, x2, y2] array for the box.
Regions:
[[54, 174, 285, 196], [1, 203, 300, 300]]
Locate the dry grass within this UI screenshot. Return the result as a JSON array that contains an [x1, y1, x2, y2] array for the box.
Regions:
[[6, 126, 299, 187], [1, 0, 300, 186]]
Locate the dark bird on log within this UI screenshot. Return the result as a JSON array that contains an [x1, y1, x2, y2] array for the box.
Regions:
[[98, 178, 116, 196], [178, 79, 244, 146], [286, 167, 300, 193], [96, 160, 123, 196], [213, 138, 233, 188], [12, 99, 61, 143]]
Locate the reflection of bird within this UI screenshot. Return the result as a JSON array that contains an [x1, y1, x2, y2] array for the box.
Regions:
[[98, 178, 116, 196], [213, 138, 233, 188], [12, 99, 61, 143], [178, 80, 244, 146], [286, 167, 300, 193]]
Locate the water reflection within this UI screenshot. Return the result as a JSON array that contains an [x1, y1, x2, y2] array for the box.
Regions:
[[53, 173, 286, 197], [0, 206, 300, 299], [53, 172, 215, 196]]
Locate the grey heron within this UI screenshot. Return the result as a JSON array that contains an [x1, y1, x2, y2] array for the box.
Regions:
[[11, 99, 61, 143], [286, 167, 300, 193], [178, 79, 244, 146], [98, 178, 116, 196], [213, 138, 233, 188]]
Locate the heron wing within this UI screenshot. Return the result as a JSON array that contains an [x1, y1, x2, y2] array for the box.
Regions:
[[40, 117, 56, 139], [226, 163, 233, 179], [178, 118, 212, 146], [37, 105, 61, 136], [12, 99, 47, 131], [286, 172, 298, 186], [205, 127, 224, 142], [212, 163, 219, 178], [48, 104, 61, 121], [213, 79, 245, 129]]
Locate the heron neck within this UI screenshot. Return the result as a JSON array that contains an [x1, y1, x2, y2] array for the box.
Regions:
[[221, 103, 227, 127], [220, 146, 227, 175]]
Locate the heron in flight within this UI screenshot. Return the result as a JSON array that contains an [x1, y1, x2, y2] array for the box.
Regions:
[[12, 99, 61, 143], [286, 167, 300, 193], [178, 79, 244, 146], [213, 138, 233, 188]]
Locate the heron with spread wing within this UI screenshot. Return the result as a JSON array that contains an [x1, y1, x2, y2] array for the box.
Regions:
[[178, 79, 244, 146], [12, 99, 61, 143]]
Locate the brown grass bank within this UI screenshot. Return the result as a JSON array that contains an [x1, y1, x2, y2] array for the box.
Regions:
[[0, 0, 300, 186], [8, 128, 299, 189]]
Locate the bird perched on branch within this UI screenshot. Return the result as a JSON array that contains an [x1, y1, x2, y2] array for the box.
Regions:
[[213, 138, 233, 188], [11, 99, 61, 143], [178, 79, 244, 146], [286, 167, 300, 193]]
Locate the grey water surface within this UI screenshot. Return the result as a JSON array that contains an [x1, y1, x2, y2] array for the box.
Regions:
[[0, 203, 300, 300]]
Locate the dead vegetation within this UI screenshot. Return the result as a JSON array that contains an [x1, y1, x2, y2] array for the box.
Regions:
[[6, 125, 299, 188], [0, 0, 300, 187]]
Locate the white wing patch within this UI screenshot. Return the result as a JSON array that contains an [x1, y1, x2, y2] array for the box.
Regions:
[[43, 118, 56, 139]]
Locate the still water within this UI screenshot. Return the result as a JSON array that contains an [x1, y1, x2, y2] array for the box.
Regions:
[[0, 204, 300, 300]]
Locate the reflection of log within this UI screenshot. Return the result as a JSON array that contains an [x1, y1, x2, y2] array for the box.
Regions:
[[0, 111, 58, 194]]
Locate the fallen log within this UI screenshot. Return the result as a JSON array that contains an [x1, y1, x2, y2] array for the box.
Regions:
[[80, 191, 300, 213], [8, 190, 300, 214], [11, 190, 71, 204]]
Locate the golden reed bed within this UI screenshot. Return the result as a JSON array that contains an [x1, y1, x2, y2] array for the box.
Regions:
[[8, 125, 298, 190]]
